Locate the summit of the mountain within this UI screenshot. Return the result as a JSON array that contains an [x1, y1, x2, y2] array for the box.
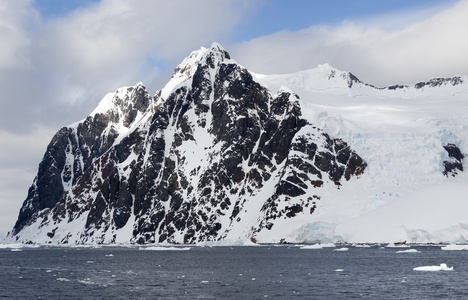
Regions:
[[158, 42, 234, 101]]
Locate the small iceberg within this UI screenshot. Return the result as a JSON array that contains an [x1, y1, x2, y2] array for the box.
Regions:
[[333, 247, 349, 252], [413, 263, 453, 271], [396, 249, 420, 253], [300, 243, 335, 250], [300, 244, 323, 249], [441, 245, 468, 251]]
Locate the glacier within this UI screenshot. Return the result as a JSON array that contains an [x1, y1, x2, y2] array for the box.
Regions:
[[254, 63, 468, 244]]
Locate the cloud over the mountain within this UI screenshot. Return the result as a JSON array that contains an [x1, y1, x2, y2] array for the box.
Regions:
[[231, 0, 468, 87], [0, 0, 256, 133]]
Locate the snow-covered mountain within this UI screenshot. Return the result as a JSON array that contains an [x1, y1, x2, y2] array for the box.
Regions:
[[4, 43, 468, 245]]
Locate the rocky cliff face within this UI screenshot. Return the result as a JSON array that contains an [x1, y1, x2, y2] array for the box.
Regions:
[[7, 43, 367, 244]]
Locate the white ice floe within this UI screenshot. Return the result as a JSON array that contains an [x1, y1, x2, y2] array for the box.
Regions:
[[300, 243, 335, 249], [441, 244, 468, 251], [138, 246, 191, 251], [413, 263, 453, 271], [333, 247, 349, 252], [300, 244, 323, 249], [396, 249, 420, 253]]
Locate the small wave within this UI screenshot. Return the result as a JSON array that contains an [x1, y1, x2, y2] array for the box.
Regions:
[[56, 278, 70, 282]]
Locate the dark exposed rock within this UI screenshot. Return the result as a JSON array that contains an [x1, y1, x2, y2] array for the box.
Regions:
[[9, 44, 367, 244], [415, 77, 463, 89], [443, 143, 464, 177]]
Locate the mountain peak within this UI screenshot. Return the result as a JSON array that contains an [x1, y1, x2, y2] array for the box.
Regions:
[[159, 42, 234, 100], [85, 82, 152, 135], [171, 42, 231, 80]]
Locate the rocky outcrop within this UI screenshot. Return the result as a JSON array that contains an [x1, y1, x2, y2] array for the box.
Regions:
[[443, 143, 464, 177], [8, 43, 367, 244], [12, 84, 152, 235], [387, 76, 464, 90]]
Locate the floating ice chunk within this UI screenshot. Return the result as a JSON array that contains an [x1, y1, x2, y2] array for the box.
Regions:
[[386, 243, 409, 248], [396, 249, 420, 253], [300, 243, 335, 249], [441, 244, 468, 251], [139, 246, 191, 251], [334, 247, 349, 251], [413, 263, 453, 271], [300, 244, 323, 249]]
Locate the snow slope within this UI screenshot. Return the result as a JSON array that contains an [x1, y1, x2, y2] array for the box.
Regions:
[[253, 65, 468, 244]]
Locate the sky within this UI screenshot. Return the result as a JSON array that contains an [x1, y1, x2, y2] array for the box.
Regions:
[[0, 0, 466, 238]]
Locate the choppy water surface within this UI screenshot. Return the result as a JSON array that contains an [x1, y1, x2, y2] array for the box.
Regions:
[[1, 245, 468, 299]]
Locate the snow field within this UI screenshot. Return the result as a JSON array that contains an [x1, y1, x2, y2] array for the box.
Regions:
[[255, 66, 468, 244]]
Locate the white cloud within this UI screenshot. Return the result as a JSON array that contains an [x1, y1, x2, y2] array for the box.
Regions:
[[0, 0, 260, 134], [35, 0, 257, 91], [231, 0, 468, 87], [0, 126, 55, 237], [0, 0, 36, 70]]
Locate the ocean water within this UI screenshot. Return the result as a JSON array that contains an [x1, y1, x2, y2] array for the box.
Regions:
[[1, 244, 467, 299]]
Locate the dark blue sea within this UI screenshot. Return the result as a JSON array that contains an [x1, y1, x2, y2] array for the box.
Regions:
[[1, 244, 467, 299]]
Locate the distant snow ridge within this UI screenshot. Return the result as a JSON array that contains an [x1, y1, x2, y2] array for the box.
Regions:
[[4, 42, 468, 245]]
